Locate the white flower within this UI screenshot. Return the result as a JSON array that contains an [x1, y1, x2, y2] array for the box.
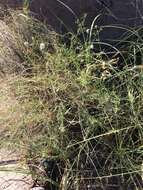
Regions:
[[39, 43, 45, 51], [101, 70, 111, 79], [24, 41, 29, 47], [89, 43, 94, 50], [59, 127, 65, 133], [86, 29, 90, 34]]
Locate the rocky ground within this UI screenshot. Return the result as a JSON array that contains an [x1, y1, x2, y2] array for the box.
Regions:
[[0, 76, 32, 190], [0, 77, 44, 190], [0, 15, 46, 189], [0, 149, 33, 190]]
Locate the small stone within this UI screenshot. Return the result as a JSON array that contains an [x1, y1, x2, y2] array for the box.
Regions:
[[32, 187, 45, 190]]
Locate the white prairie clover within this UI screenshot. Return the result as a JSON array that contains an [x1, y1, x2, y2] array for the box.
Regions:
[[24, 41, 29, 47], [39, 43, 46, 51]]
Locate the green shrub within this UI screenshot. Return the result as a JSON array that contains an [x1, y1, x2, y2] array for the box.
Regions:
[[2, 11, 143, 189]]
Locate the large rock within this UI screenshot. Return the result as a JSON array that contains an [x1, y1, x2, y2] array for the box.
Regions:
[[30, 0, 143, 43], [0, 148, 33, 190], [1, 0, 143, 43], [0, 0, 22, 8]]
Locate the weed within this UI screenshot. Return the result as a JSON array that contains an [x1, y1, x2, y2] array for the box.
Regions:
[[0, 9, 143, 190]]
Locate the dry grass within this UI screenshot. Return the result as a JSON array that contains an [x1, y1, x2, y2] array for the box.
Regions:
[[0, 76, 24, 143], [0, 8, 143, 190]]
